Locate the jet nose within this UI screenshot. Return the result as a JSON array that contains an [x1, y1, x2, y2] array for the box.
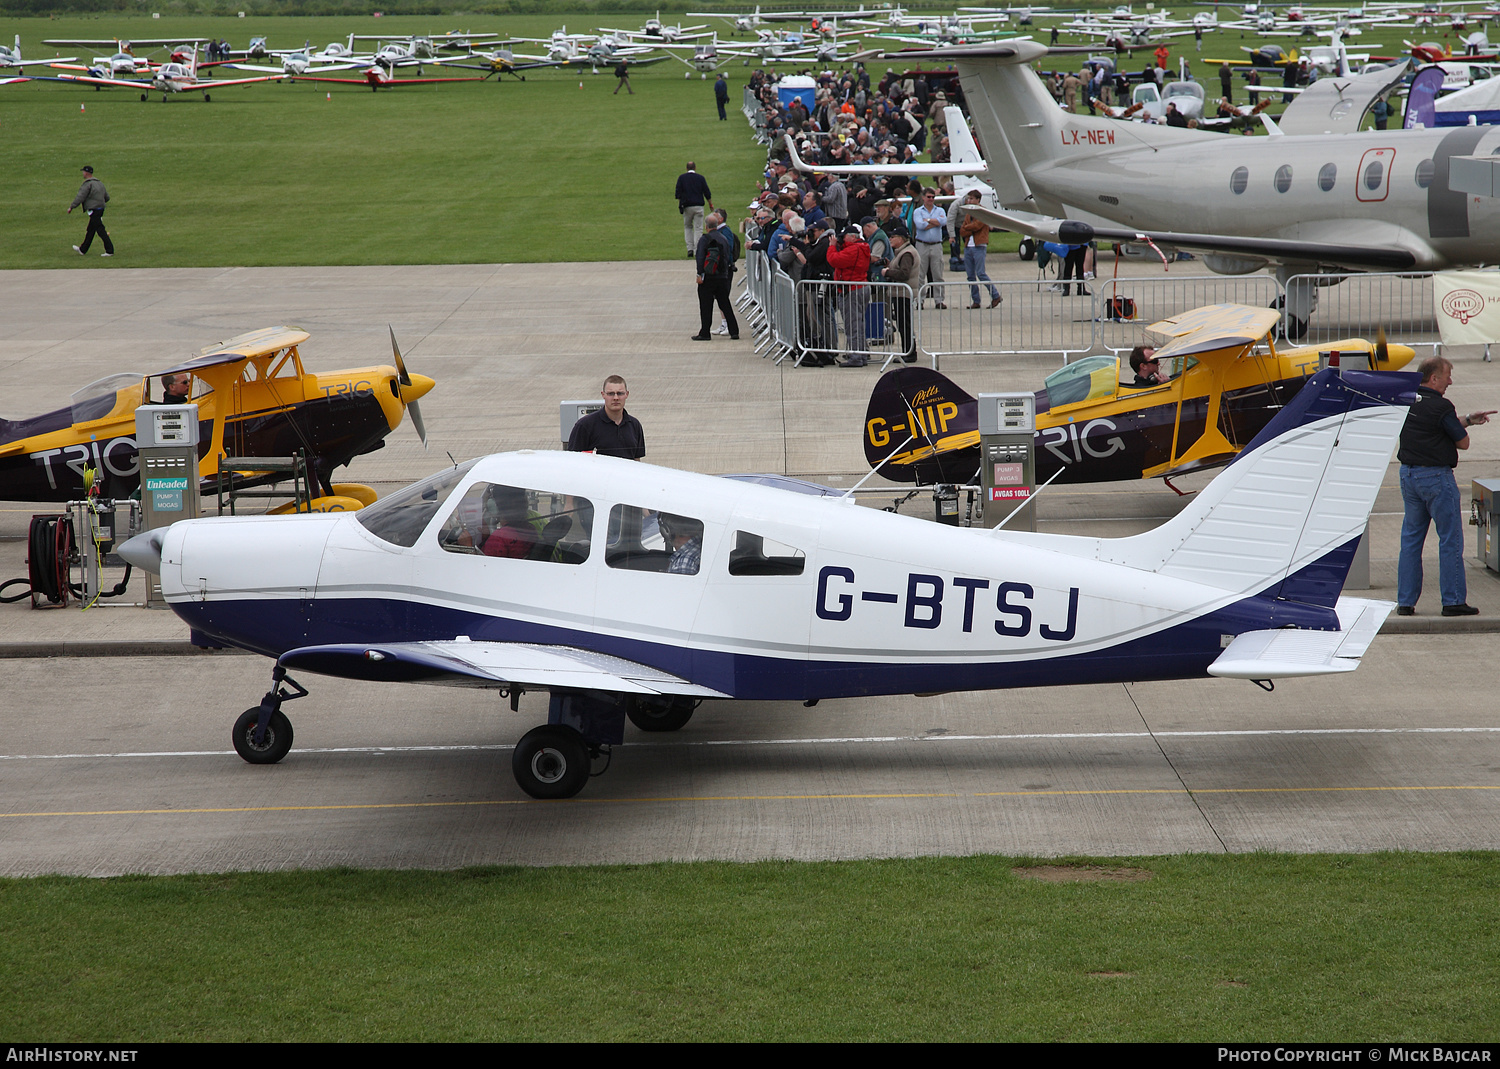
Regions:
[[118, 528, 165, 574], [398, 373, 436, 406]]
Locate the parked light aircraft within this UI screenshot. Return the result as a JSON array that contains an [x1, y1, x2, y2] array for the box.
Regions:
[[431, 47, 565, 79], [0, 36, 74, 70], [0, 327, 433, 504], [921, 39, 1500, 333], [119, 366, 1411, 799], [294, 64, 487, 91], [599, 13, 713, 41], [53, 47, 277, 101], [688, 6, 768, 33], [862, 304, 1413, 488], [228, 51, 363, 77]]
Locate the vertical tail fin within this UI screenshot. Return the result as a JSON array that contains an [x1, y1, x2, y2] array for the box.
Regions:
[[1100, 369, 1419, 600]]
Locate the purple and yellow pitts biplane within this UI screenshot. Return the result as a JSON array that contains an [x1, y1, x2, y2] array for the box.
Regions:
[[0, 326, 433, 508], [864, 304, 1415, 488]]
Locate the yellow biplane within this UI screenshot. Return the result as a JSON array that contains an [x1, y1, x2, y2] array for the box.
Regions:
[[0, 326, 434, 508], [865, 304, 1415, 487]]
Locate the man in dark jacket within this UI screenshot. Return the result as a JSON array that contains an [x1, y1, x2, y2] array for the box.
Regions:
[[714, 72, 729, 119], [68, 165, 113, 257], [692, 211, 739, 342]]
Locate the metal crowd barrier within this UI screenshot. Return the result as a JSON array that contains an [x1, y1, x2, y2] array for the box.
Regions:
[[1283, 271, 1441, 356], [794, 279, 917, 367], [915, 279, 1097, 367], [1096, 274, 1284, 354], [769, 268, 800, 364]]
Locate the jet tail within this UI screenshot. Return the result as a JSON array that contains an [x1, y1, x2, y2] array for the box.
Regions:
[[920, 41, 1197, 213]]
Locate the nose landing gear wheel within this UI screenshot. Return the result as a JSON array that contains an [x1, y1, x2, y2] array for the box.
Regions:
[[232, 707, 294, 764], [513, 725, 591, 799]]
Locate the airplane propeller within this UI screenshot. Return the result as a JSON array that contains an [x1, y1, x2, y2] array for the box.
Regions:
[[388, 325, 429, 448], [1375, 324, 1389, 368]]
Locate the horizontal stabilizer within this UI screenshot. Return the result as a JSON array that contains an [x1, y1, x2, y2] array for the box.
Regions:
[[1208, 597, 1394, 679], [279, 640, 730, 697]]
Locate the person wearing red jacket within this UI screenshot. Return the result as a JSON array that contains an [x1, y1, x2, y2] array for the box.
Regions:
[[827, 225, 872, 367]]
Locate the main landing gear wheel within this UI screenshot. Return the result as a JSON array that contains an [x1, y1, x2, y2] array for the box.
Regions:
[[232, 707, 294, 764], [625, 695, 696, 732], [203, 93, 211, 102], [512, 725, 591, 799]]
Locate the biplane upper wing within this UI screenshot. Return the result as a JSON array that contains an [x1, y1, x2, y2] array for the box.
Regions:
[[1145, 304, 1284, 360]]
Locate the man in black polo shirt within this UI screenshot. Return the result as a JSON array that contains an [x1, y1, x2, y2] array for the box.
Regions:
[[1396, 357, 1494, 616], [566, 375, 645, 459]]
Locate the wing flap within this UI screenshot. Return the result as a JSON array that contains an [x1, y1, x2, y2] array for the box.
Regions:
[[278, 640, 729, 697]]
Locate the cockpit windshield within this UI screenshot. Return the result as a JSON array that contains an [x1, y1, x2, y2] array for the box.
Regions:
[[355, 460, 477, 548], [70, 373, 147, 425]]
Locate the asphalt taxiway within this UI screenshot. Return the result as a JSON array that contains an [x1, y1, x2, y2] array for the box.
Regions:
[[1, 260, 1497, 874]]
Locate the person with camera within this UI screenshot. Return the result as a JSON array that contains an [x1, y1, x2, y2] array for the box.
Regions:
[[882, 224, 920, 364], [827, 223, 872, 367]]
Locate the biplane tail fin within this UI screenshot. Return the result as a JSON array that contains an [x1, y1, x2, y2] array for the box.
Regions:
[[1100, 368, 1418, 603], [863, 366, 980, 485]]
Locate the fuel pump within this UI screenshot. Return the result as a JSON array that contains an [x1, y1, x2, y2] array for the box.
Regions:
[[978, 392, 1037, 531], [136, 403, 201, 606]]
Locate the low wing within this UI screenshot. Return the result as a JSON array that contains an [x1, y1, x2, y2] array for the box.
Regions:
[[0, 76, 28, 86], [190, 73, 281, 88], [964, 204, 1420, 271], [1208, 598, 1394, 679], [278, 640, 731, 697], [54, 72, 152, 89]]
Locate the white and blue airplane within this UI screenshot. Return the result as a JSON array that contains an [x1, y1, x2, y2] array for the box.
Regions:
[[120, 367, 1415, 800]]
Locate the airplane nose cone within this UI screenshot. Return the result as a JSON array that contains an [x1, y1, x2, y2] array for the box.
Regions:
[[399, 373, 436, 405], [118, 529, 164, 574]]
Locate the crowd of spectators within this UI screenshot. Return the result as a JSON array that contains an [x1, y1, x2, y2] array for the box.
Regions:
[[735, 63, 995, 366]]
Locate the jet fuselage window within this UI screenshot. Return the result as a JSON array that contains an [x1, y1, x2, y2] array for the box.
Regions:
[[1416, 158, 1436, 188], [1274, 165, 1293, 193], [606, 504, 704, 575], [1364, 160, 1384, 191], [728, 531, 806, 577], [1230, 166, 1249, 195], [1318, 163, 1337, 191], [437, 483, 593, 564], [355, 460, 476, 548]]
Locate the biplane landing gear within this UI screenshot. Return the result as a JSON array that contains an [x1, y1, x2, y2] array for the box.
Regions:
[[232, 665, 307, 765], [625, 695, 697, 732], [512, 725, 591, 799]]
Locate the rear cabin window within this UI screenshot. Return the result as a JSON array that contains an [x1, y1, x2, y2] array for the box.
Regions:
[[606, 505, 704, 575], [728, 531, 806, 576], [437, 483, 593, 564], [355, 461, 476, 548]]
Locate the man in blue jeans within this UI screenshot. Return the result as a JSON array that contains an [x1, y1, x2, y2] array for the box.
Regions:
[[1396, 357, 1494, 616]]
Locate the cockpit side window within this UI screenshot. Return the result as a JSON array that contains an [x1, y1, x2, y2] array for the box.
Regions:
[[728, 531, 806, 576], [606, 504, 705, 575], [355, 460, 477, 548], [437, 483, 593, 564]]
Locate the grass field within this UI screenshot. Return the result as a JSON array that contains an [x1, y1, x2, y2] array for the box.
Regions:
[[0, 14, 771, 268], [3, 852, 1499, 1041]]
